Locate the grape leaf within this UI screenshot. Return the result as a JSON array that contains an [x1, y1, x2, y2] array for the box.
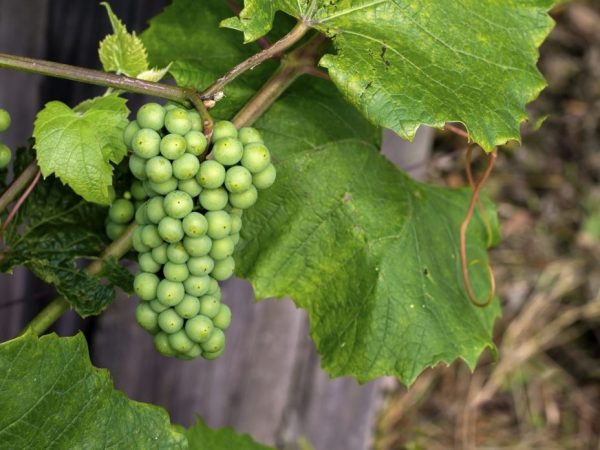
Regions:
[[223, 0, 557, 151], [0, 333, 186, 449], [186, 418, 273, 450], [34, 94, 129, 205]]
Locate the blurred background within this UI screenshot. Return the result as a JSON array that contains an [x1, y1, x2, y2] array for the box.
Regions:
[[0, 1, 598, 449]]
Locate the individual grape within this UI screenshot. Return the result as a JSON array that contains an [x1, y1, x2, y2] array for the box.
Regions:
[[130, 180, 147, 201], [174, 294, 201, 319], [207, 277, 220, 295], [150, 299, 170, 313], [146, 196, 166, 224], [185, 315, 214, 343], [201, 328, 225, 353], [213, 304, 232, 330], [123, 120, 140, 148], [132, 227, 151, 253], [167, 242, 189, 264], [0, 144, 10, 169], [238, 127, 263, 145], [230, 233, 240, 246], [172, 153, 199, 180], [137, 102, 166, 131], [143, 180, 157, 197], [183, 235, 212, 257], [224, 166, 252, 194], [187, 256, 215, 276], [185, 130, 207, 155], [164, 190, 193, 219], [199, 295, 220, 318], [199, 187, 228, 211], [0, 108, 11, 132], [133, 272, 159, 301], [252, 164, 276, 190], [151, 244, 168, 265], [134, 202, 149, 225], [231, 214, 242, 234], [158, 308, 184, 333], [148, 178, 178, 196], [183, 275, 210, 296], [109, 199, 134, 224], [169, 330, 195, 353], [209, 237, 235, 260], [132, 128, 161, 159], [136, 303, 159, 333], [178, 178, 203, 197], [164, 103, 178, 111], [184, 344, 203, 359], [182, 212, 208, 237], [146, 156, 173, 183], [212, 137, 243, 166], [157, 279, 185, 306], [141, 224, 163, 248], [158, 216, 184, 243], [139, 252, 161, 273], [212, 120, 238, 141], [188, 111, 203, 132], [105, 221, 127, 241], [129, 154, 147, 180], [212, 256, 235, 281], [229, 185, 258, 209], [163, 261, 190, 282], [202, 348, 225, 360], [160, 134, 187, 160], [205, 211, 232, 240], [165, 108, 192, 135], [241, 142, 271, 173], [154, 332, 177, 357], [197, 160, 225, 189]]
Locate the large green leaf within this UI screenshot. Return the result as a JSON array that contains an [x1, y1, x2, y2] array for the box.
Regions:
[[223, 0, 557, 151], [187, 418, 273, 450], [0, 333, 186, 449]]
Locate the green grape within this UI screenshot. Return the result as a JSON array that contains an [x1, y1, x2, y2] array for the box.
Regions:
[[182, 212, 208, 237], [205, 211, 231, 240], [183, 275, 210, 296], [150, 299, 169, 313], [151, 244, 168, 265], [252, 164, 276, 190], [160, 133, 187, 160], [230, 233, 240, 246], [136, 303, 159, 333], [229, 185, 258, 209], [148, 178, 178, 196], [165, 108, 192, 135], [207, 277, 220, 295], [146, 196, 166, 224], [198, 187, 228, 211], [141, 224, 163, 248], [138, 252, 161, 273], [241, 143, 271, 173], [157, 279, 185, 307], [212, 120, 238, 141], [143, 180, 157, 197], [209, 237, 235, 260], [163, 261, 190, 282], [132, 128, 161, 158], [229, 207, 243, 217], [187, 256, 215, 276], [0, 108, 11, 132], [231, 214, 242, 234], [174, 294, 201, 318], [123, 120, 140, 148], [133, 272, 159, 301], [212, 137, 243, 166], [238, 127, 263, 145], [158, 308, 184, 333], [188, 111, 203, 132], [164, 103, 178, 111], [132, 227, 151, 253], [183, 235, 212, 257], [201, 328, 225, 353], [197, 160, 225, 189], [198, 295, 220, 318], [137, 103, 166, 131], [146, 156, 173, 183], [130, 180, 147, 201], [185, 315, 214, 343], [123, 191, 132, 201], [158, 216, 184, 243], [169, 330, 195, 353], [202, 348, 225, 360], [167, 242, 189, 264], [109, 199, 134, 224], [178, 178, 203, 197], [224, 166, 252, 194], [212, 256, 235, 281], [129, 154, 147, 180], [185, 130, 207, 155], [105, 221, 127, 241], [172, 153, 200, 180], [154, 332, 177, 357], [184, 344, 203, 359], [164, 190, 193, 219], [213, 304, 232, 330]]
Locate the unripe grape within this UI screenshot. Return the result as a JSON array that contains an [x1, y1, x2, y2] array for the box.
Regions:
[[169, 330, 195, 353], [164, 103, 178, 111], [148, 178, 178, 195], [130, 180, 147, 201], [160, 134, 187, 160], [209, 237, 235, 260], [174, 294, 201, 319], [229, 185, 258, 209], [238, 127, 263, 145], [163, 261, 189, 282], [230, 233, 240, 246], [143, 180, 157, 197], [150, 299, 170, 313], [154, 332, 177, 357], [183, 275, 210, 296], [225, 166, 252, 194], [109, 199, 134, 224], [184, 344, 203, 359], [187, 256, 214, 276], [199, 187, 228, 211], [241, 143, 271, 173], [213, 304, 232, 330], [136, 303, 159, 333], [203, 348, 225, 360], [158, 216, 184, 243], [185, 130, 207, 155], [123, 120, 140, 148], [137, 103, 166, 131], [183, 235, 212, 257], [188, 111, 203, 132], [230, 214, 242, 234], [158, 308, 184, 333], [167, 242, 189, 264], [133, 272, 159, 301], [212, 256, 235, 281], [164, 190, 193, 219], [182, 212, 208, 237], [199, 295, 220, 318], [205, 211, 232, 239], [185, 315, 214, 343], [157, 279, 185, 307], [207, 277, 220, 295], [132, 128, 161, 158], [146, 196, 166, 224], [141, 224, 163, 248], [252, 164, 276, 190], [105, 221, 127, 241], [178, 178, 203, 197], [212, 120, 237, 141], [132, 227, 151, 253], [151, 244, 168, 265], [139, 252, 161, 273], [0, 144, 13, 169], [165, 108, 192, 135], [197, 160, 225, 188], [0, 108, 11, 132], [146, 156, 173, 183], [212, 137, 243, 166], [129, 154, 147, 180], [172, 153, 200, 180], [201, 328, 225, 353]]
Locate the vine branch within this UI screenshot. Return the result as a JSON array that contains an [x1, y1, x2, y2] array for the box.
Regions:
[[0, 161, 39, 215], [0, 169, 41, 238]]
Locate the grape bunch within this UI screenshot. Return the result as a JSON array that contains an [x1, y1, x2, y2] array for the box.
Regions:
[[0, 108, 12, 169], [119, 102, 275, 360]]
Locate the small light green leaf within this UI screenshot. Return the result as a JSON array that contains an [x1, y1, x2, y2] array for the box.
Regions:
[[187, 418, 273, 450], [98, 2, 149, 77], [0, 333, 186, 449], [136, 62, 172, 82], [34, 94, 129, 205]]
